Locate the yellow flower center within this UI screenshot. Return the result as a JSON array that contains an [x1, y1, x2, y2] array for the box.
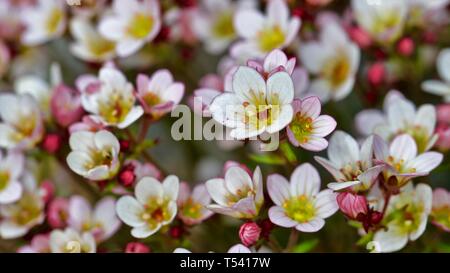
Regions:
[[181, 198, 203, 219], [0, 171, 10, 191], [9, 115, 38, 143], [283, 195, 315, 223], [143, 92, 161, 107], [87, 38, 116, 57], [46, 8, 63, 34], [141, 197, 172, 230], [431, 206, 450, 230], [289, 112, 313, 144], [98, 91, 134, 124], [128, 13, 154, 39], [258, 25, 285, 52], [12, 193, 42, 226], [84, 148, 114, 170], [322, 54, 350, 87], [212, 12, 235, 38]]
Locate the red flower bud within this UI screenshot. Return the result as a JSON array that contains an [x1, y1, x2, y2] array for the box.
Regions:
[[239, 222, 261, 247], [397, 37, 415, 56], [368, 62, 385, 86], [42, 133, 62, 154], [169, 226, 184, 239], [348, 26, 372, 48], [125, 242, 150, 253]]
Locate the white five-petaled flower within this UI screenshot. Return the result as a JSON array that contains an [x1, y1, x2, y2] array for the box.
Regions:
[[136, 69, 185, 118], [422, 48, 450, 102], [68, 195, 121, 243], [116, 175, 180, 238], [49, 228, 96, 253], [0, 150, 24, 204], [232, 0, 301, 59], [77, 66, 144, 129], [70, 17, 116, 63], [66, 130, 121, 181], [98, 0, 161, 57], [0, 173, 45, 239], [373, 134, 443, 188], [206, 165, 263, 219], [0, 94, 44, 150], [300, 21, 360, 102], [20, 0, 66, 46], [177, 182, 213, 225], [315, 131, 383, 192], [373, 183, 432, 253], [192, 0, 254, 54], [210, 66, 294, 139], [351, 0, 408, 44], [355, 90, 438, 153], [267, 163, 338, 232], [286, 96, 336, 151]]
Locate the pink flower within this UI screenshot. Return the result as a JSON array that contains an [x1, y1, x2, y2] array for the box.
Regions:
[[336, 192, 368, 220], [17, 233, 50, 253], [431, 188, 450, 232], [267, 163, 338, 232], [47, 197, 69, 229], [50, 84, 84, 127], [347, 26, 372, 48], [435, 123, 450, 151], [69, 116, 106, 133], [287, 96, 336, 151], [136, 69, 185, 118], [177, 182, 213, 225], [239, 222, 261, 247], [125, 242, 150, 253], [437, 104, 450, 124]]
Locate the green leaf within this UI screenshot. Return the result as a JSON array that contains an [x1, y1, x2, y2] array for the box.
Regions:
[[249, 153, 286, 165], [280, 142, 297, 164], [293, 239, 319, 253]]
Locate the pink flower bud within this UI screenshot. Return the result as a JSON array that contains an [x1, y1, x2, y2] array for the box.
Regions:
[[46, 197, 69, 229], [348, 26, 372, 48], [367, 62, 385, 86], [397, 37, 415, 56], [239, 222, 261, 247], [125, 242, 151, 253], [336, 192, 368, 220], [40, 180, 54, 204], [50, 84, 84, 127], [118, 167, 136, 188], [435, 123, 450, 151], [437, 104, 450, 124], [42, 133, 62, 154]]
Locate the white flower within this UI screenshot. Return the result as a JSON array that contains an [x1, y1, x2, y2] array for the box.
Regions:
[[373, 183, 432, 252], [267, 163, 338, 232], [0, 94, 44, 150], [116, 175, 180, 238], [422, 48, 450, 102], [300, 21, 360, 102], [98, 0, 161, 57], [0, 173, 45, 239], [20, 0, 66, 46], [70, 17, 116, 63], [0, 150, 24, 204], [192, 0, 254, 54], [177, 182, 213, 225], [68, 195, 121, 242], [374, 134, 443, 188], [232, 0, 301, 58], [205, 165, 263, 219], [315, 131, 383, 192], [355, 90, 438, 153], [210, 66, 294, 139], [66, 130, 121, 181], [78, 66, 144, 128], [351, 0, 408, 44], [49, 228, 96, 253]]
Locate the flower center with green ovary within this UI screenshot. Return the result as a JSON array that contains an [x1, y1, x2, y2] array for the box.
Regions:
[[289, 113, 313, 144], [323, 56, 350, 87], [387, 203, 424, 234], [141, 199, 172, 229], [403, 126, 429, 153], [88, 38, 116, 56], [128, 13, 154, 39], [143, 92, 161, 107], [181, 198, 203, 219], [13, 194, 42, 226], [85, 148, 113, 170], [258, 25, 285, 52], [372, 13, 401, 36], [283, 195, 315, 223], [46, 8, 63, 34], [243, 103, 280, 129], [212, 12, 235, 38], [98, 92, 134, 124], [0, 171, 10, 191]]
